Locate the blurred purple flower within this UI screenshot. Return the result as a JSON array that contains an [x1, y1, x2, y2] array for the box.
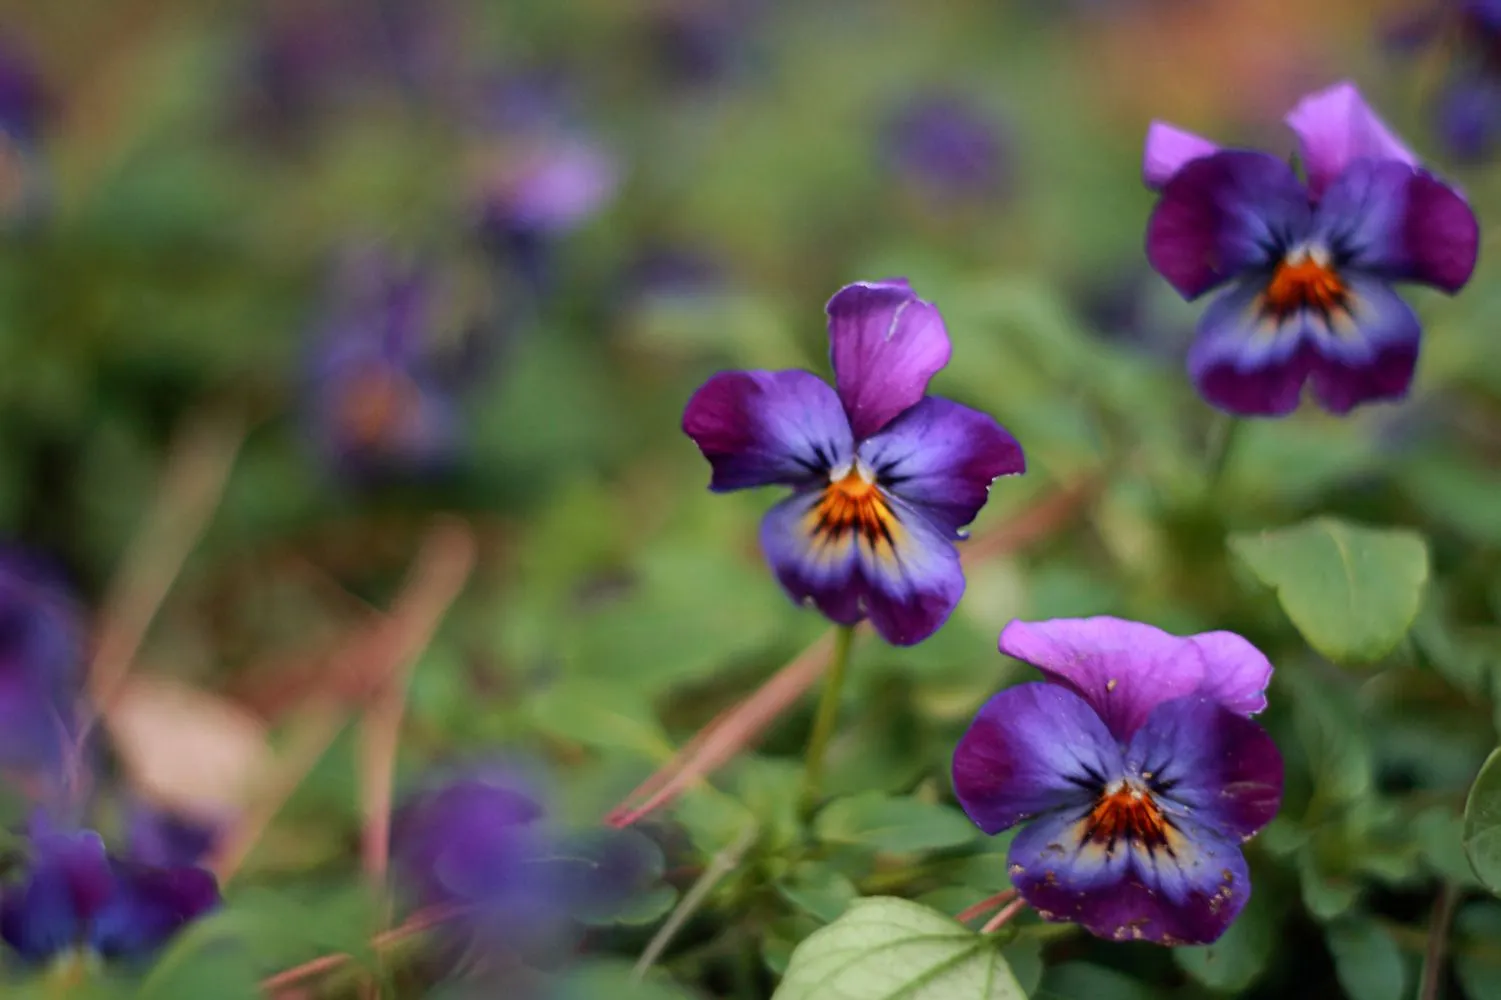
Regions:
[[0, 548, 83, 780], [952, 617, 1284, 945], [642, 0, 762, 88], [304, 249, 483, 482], [1079, 269, 1197, 362], [1144, 82, 1479, 416], [392, 764, 662, 960], [125, 801, 221, 869], [0, 37, 49, 226], [682, 279, 1025, 646], [1385, 1, 1501, 160], [884, 93, 1011, 204], [0, 817, 219, 962]]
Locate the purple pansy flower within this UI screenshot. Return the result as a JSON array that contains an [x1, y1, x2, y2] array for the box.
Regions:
[[305, 249, 474, 482], [884, 93, 1011, 204], [0, 818, 219, 961], [952, 617, 1284, 945], [1143, 81, 1479, 416], [682, 279, 1025, 646]]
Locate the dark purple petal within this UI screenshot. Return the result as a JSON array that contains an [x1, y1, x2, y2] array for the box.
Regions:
[[826, 279, 951, 440], [998, 618, 1205, 742], [1308, 277, 1422, 414], [1187, 279, 1314, 416], [0, 550, 82, 774], [1314, 159, 1478, 293], [1141, 122, 1220, 191], [1010, 807, 1251, 945], [759, 488, 966, 645], [952, 683, 1121, 836], [89, 863, 220, 958], [682, 371, 852, 491], [856, 396, 1025, 538], [1467, 0, 1501, 30], [1125, 697, 1283, 842], [0, 828, 112, 961], [0, 39, 44, 139], [1284, 82, 1418, 199], [127, 803, 221, 868], [1146, 151, 1309, 300]]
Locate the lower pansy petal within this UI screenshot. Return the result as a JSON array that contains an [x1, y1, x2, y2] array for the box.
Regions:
[[1188, 279, 1315, 417], [1146, 150, 1309, 300], [1127, 697, 1283, 841], [855, 494, 966, 645], [856, 396, 1025, 538], [997, 618, 1206, 742], [952, 683, 1121, 835], [1013, 807, 1252, 945], [683, 370, 853, 492], [90, 862, 220, 958], [1307, 276, 1421, 414], [759, 489, 865, 628]]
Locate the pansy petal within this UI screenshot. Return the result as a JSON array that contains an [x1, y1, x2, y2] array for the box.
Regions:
[[1187, 279, 1316, 417], [1142, 122, 1220, 190], [1126, 697, 1284, 842], [1285, 82, 1417, 199], [827, 279, 952, 440], [1011, 807, 1251, 945], [952, 683, 1122, 836], [90, 863, 220, 958], [683, 370, 853, 491], [758, 489, 865, 628], [1307, 276, 1421, 414], [1146, 151, 1309, 300], [0, 829, 112, 962], [856, 396, 1025, 538], [998, 618, 1205, 742], [1189, 632, 1274, 718], [856, 493, 967, 645], [1314, 158, 1478, 293]]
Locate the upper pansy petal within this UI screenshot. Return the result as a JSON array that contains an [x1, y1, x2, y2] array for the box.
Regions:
[[1011, 807, 1251, 945], [1142, 122, 1220, 190], [1284, 82, 1417, 199], [1126, 697, 1284, 842], [856, 396, 1024, 538], [682, 370, 853, 492], [952, 683, 1121, 836], [1314, 159, 1479, 293], [826, 279, 951, 440], [998, 618, 1205, 742], [1188, 631, 1273, 717], [1146, 151, 1310, 300]]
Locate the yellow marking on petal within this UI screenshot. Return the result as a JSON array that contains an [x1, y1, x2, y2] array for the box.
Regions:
[[803, 465, 903, 561], [1074, 779, 1185, 861], [1259, 245, 1350, 323]]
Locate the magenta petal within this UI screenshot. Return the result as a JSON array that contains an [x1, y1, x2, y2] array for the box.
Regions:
[[1011, 809, 1251, 945], [1189, 632, 1274, 718], [826, 279, 952, 440], [1284, 82, 1418, 199], [998, 618, 1206, 742], [1126, 697, 1284, 842], [856, 396, 1025, 537], [952, 683, 1121, 836], [682, 370, 853, 492], [1142, 121, 1220, 190], [1146, 151, 1309, 300]]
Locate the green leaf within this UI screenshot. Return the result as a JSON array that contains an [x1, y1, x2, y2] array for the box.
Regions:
[[814, 793, 978, 853], [549, 959, 700, 1000], [776, 861, 859, 923], [1228, 517, 1430, 663], [1326, 918, 1407, 1000], [1464, 747, 1501, 894], [771, 897, 1026, 1000], [1040, 962, 1155, 1000], [1173, 886, 1275, 992]]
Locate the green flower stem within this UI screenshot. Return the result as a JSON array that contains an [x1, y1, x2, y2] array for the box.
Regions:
[[799, 624, 857, 817], [1204, 413, 1243, 498]]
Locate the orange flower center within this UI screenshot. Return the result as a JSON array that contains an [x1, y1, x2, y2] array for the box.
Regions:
[[335, 365, 420, 449], [1262, 248, 1347, 320], [807, 466, 899, 550], [1079, 780, 1172, 855]]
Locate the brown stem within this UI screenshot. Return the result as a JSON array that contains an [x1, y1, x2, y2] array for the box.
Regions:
[[955, 888, 1017, 925], [980, 898, 1027, 935], [1420, 883, 1460, 1000]]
